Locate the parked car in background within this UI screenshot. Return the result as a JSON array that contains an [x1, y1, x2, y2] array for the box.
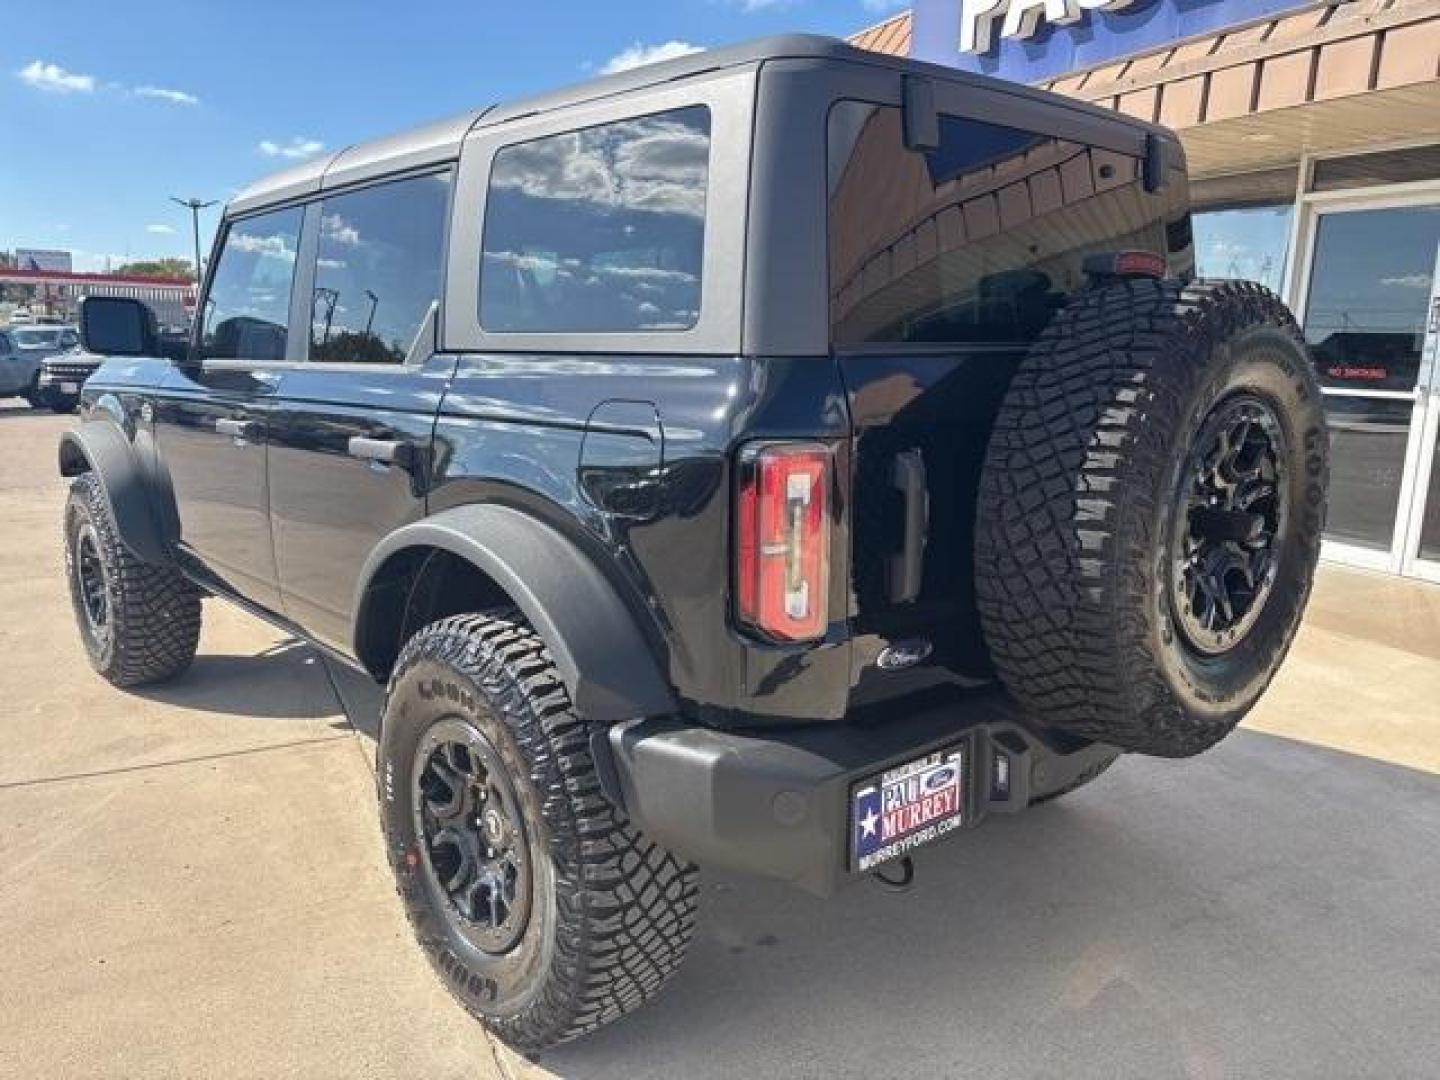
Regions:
[[37, 346, 105, 413], [0, 324, 80, 406]]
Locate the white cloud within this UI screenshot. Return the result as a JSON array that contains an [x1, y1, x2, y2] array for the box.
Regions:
[[601, 40, 703, 75], [321, 213, 361, 246], [135, 85, 199, 106], [259, 137, 326, 160], [16, 60, 95, 94], [230, 232, 296, 262], [146, 224, 176, 235], [1380, 273, 1432, 289], [16, 62, 201, 104]]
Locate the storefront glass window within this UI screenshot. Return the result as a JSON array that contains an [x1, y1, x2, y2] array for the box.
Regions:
[[1303, 206, 1440, 392], [1323, 397, 1413, 552], [1191, 204, 1291, 293]]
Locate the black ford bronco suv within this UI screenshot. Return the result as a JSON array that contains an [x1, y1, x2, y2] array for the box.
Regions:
[[61, 36, 1327, 1050]]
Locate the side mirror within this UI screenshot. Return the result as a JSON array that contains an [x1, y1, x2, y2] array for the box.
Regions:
[[78, 296, 159, 357]]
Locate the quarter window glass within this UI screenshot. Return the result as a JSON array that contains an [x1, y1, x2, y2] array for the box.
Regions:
[[480, 106, 710, 333], [1192, 205, 1291, 293], [202, 207, 303, 361], [310, 172, 451, 364], [827, 104, 1183, 347]]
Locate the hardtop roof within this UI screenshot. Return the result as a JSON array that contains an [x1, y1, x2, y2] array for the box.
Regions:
[[227, 33, 1166, 216]]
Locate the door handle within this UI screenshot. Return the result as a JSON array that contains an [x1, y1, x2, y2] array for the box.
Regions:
[[215, 417, 255, 440], [348, 436, 414, 468]]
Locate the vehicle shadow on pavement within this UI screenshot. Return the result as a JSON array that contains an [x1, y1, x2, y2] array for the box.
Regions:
[[133, 639, 343, 720], [528, 730, 1440, 1080]]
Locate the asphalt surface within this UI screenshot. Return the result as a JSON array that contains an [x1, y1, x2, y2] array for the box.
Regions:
[[2, 401, 1438, 1079]]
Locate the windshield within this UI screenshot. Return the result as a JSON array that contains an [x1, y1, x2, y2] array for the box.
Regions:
[[12, 328, 64, 348]]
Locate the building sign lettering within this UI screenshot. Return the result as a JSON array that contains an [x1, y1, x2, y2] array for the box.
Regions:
[[960, 0, 1140, 55]]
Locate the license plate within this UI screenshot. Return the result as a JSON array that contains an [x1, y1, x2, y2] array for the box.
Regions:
[[61, 382, 78, 393], [851, 743, 966, 872]]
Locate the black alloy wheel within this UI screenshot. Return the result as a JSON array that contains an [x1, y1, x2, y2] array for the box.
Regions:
[[412, 719, 532, 956], [1169, 393, 1288, 656], [73, 521, 111, 647]]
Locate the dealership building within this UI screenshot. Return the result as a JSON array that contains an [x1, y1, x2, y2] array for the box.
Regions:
[[854, 0, 1440, 581]]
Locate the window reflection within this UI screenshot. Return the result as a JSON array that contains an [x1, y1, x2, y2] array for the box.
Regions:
[[202, 207, 302, 362], [827, 104, 1183, 347], [309, 172, 450, 364], [1323, 396, 1412, 551], [1192, 204, 1291, 293], [1303, 207, 1440, 391], [480, 106, 711, 333]]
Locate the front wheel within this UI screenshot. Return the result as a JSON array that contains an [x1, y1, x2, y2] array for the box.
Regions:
[[379, 611, 698, 1051], [63, 473, 202, 686]]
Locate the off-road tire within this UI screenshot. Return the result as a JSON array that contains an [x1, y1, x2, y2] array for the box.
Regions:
[[63, 472, 202, 686], [976, 279, 1327, 758], [378, 611, 698, 1051]]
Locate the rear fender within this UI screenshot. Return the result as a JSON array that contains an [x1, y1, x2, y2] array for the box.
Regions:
[[354, 504, 676, 724]]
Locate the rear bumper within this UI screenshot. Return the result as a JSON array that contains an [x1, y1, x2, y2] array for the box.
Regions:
[[605, 691, 1119, 896]]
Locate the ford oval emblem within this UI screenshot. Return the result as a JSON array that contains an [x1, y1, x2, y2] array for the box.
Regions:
[[876, 638, 932, 671], [925, 767, 956, 791]]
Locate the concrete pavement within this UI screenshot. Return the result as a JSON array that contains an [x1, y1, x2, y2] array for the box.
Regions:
[[2, 402, 1438, 1079]]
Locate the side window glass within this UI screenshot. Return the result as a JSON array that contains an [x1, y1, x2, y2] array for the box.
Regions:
[[309, 171, 451, 364], [60, 329, 80, 349], [480, 106, 711, 333], [201, 207, 303, 362]]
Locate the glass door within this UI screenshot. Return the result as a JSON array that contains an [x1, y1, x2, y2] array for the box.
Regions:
[[1297, 198, 1440, 576], [1402, 250, 1440, 582]]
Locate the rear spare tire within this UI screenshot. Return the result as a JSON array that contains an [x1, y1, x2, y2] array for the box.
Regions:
[[976, 279, 1327, 758]]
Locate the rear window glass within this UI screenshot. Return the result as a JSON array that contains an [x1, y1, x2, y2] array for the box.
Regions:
[[827, 103, 1174, 347], [479, 106, 711, 333]]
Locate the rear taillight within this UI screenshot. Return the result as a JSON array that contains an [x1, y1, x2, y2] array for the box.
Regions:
[[735, 442, 832, 642]]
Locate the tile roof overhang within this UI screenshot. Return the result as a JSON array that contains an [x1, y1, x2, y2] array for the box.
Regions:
[[851, 2, 1440, 178]]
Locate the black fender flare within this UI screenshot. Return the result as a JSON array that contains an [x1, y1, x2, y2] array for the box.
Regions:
[[58, 420, 169, 565], [353, 504, 676, 725]]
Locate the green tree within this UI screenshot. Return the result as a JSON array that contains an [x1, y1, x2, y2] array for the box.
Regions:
[[115, 257, 194, 279]]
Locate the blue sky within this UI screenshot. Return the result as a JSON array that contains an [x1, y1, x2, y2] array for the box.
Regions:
[[1, 0, 904, 273]]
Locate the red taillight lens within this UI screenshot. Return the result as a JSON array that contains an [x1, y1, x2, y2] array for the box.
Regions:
[[735, 442, 832, 642]]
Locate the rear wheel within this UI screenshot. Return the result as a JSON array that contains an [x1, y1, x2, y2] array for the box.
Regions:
[[379, 611, 698, 1051], [63, 472, 202, 686], [976, 280, 1328, 758]]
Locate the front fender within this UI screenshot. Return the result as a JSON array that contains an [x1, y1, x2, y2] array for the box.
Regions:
[[58, 418, 169, 565], [354, 504, 676, 724]]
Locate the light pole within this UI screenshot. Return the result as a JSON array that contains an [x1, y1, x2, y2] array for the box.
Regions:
[[170, 196, 216, 284]]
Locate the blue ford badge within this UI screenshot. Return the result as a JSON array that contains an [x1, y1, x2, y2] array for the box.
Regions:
[[876, 638, 933, 671]]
